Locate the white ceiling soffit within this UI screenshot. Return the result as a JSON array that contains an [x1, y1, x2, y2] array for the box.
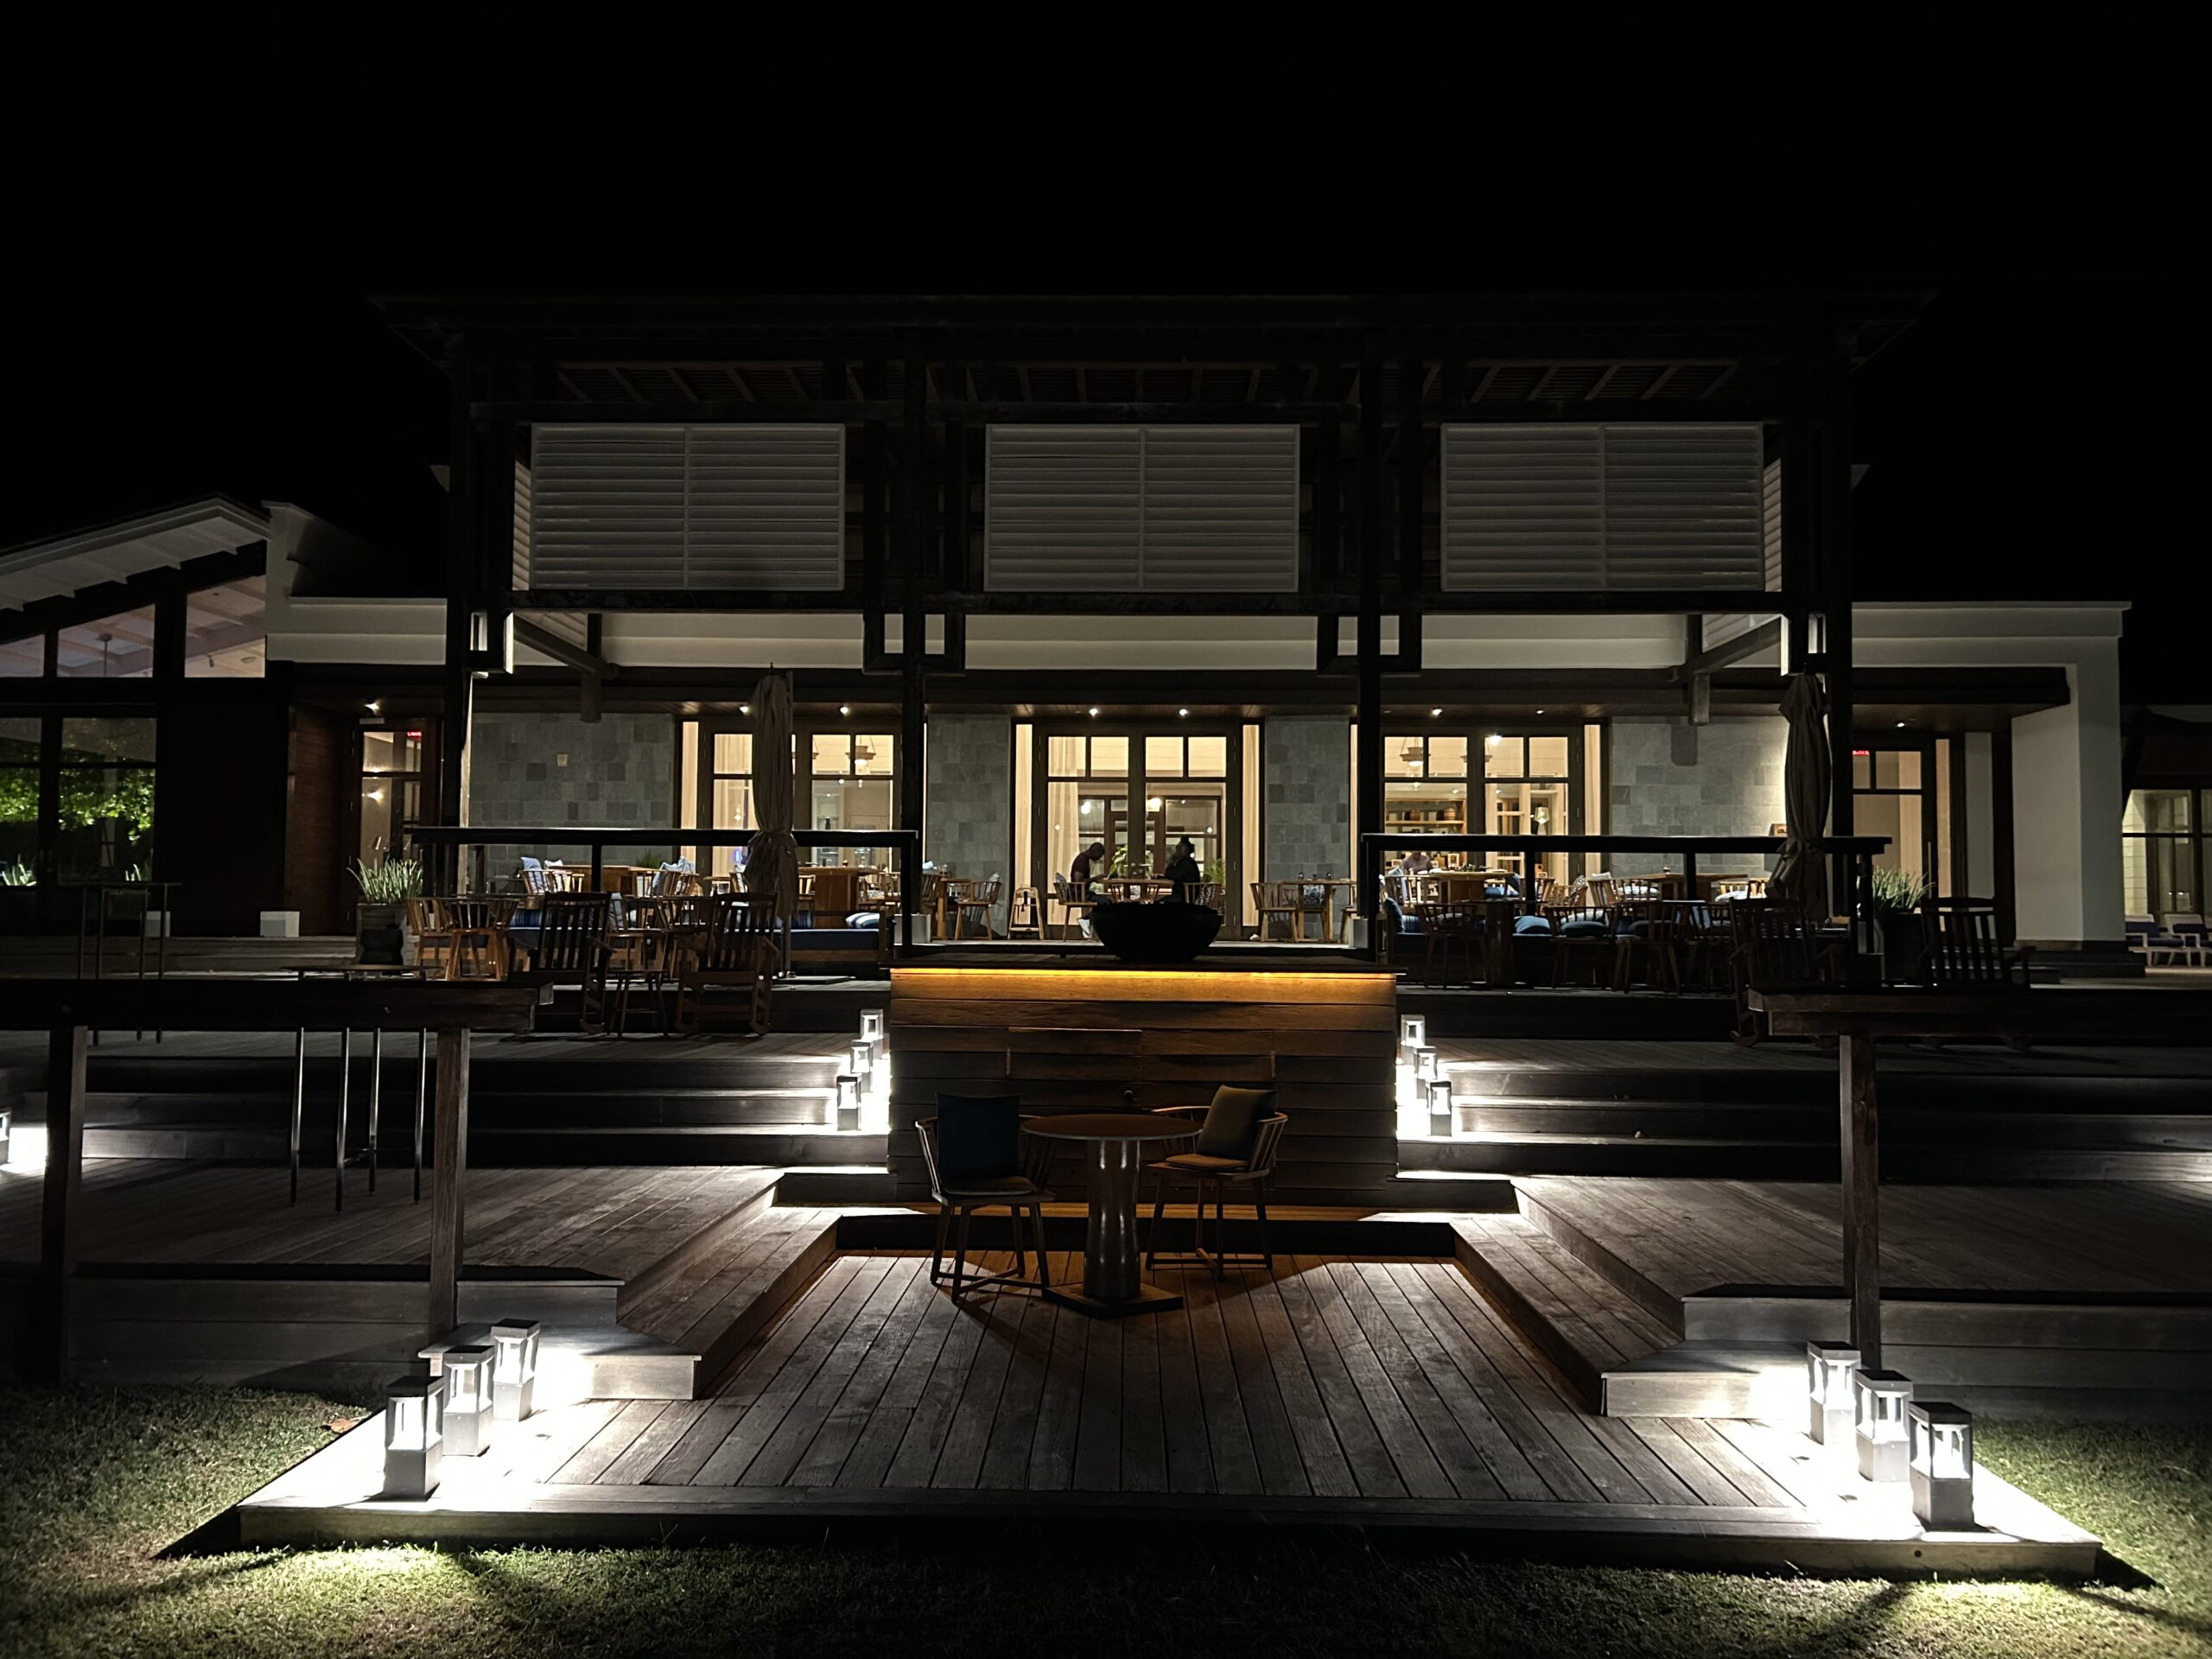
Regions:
[[1440, 424, 1766, 594], [0, 498, 269, 608], [527, 424, 846, 592], [986, 425, 1299, 592]]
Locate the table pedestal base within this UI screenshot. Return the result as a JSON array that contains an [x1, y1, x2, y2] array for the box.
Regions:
[[1043, 1283, 1185, 1319]]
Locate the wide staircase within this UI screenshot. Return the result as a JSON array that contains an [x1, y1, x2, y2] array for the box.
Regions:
[[1399, 1046, 2212, 1182]]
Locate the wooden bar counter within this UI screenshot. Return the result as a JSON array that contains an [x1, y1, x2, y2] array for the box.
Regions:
[[886, 962, 1398, 1208]]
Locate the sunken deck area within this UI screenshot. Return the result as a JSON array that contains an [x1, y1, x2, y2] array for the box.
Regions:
[[231, 1247, 2099, 1573]]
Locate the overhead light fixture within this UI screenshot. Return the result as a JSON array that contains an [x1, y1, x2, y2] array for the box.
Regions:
[[1179, 708, 1190, 717], [1089, 708, 1100, 718], [741, 703, 751, 715], [840, 705, 852, 716], [1430, 708, 1442, 718], [1897, 721, 1907, 729], [1535, 708, 1545, 715], [365, 700, 382, 714]]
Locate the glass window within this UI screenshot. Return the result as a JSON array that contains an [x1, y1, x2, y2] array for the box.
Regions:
[[0, 635, 42, 677], [811, 733, 850, 774], [1047, 735, 1086, 775], [55, 608, 156, 678], [183, 575, 267, 678], [1527, 735, 1571, 778], [1385, 734, 1426, 778], [361, 730, 423, 776], [1428, 736, 1470, 779], [2123, 789, 2202, 916], [1186, 735, 1228, 778], [57, 716, 156, 880], [713, 732, 753, 773], [851, 734, 893, 775], [1484, 734, 1520, 777], [1145, 735, 1184, 779], [1090, 735, 1128, 777], [0, 715, 36, 880]]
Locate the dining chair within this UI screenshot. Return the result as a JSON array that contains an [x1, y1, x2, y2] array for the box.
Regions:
[[916, 1096, 1053, 1294], [1609, 900, 1682, 992], [1007, 885, 1043, 939], [1144, 1087, 1288, 1276], [674, 893, 779, 1035], [1545, 903, 1616, 988], [515, 891, 617, 1034], [408, 896, 454, 980], [951, 875, 1003, 940], [1250, 880, 1300, 941], [1414, 898, 1482, 987]]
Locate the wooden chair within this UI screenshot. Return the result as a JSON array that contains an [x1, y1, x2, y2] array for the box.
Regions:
[[440, 895, 514, 982], [1007, 885, 1043, 939], [1251, 880, 1300, 941], [916, 1106, 1054, 1295], [514, 891, 617, 1034], [673, 893, 779, 1035], [951, 876, 1003, 940], [408, 896, 454, 980], [1546, 904, 1615, 988], [1923, 905, 2034, 989], [1609, 900, 1682, 993], [1144, 1093, 1289, 1275], [1727, 899, 1839, 1045], [1413, 899, 1483, 988], [1194, 880, 1226, 913]]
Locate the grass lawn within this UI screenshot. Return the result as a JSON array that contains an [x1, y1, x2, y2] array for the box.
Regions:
[[0, 1386, 2205, 1658]]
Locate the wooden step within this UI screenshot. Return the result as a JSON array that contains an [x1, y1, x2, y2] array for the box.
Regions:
[[1448, 1213, 1680, 1410], [472, 1128, 887, 1167], [619, 1205, 842, 1395]]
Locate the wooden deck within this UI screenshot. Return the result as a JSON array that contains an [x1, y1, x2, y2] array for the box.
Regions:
[[231, 1249, 2101, 1573]]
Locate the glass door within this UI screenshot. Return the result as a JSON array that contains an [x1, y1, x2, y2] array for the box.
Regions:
[[1038, 723, 1240, 897], [1853, 744, 1935, 885]]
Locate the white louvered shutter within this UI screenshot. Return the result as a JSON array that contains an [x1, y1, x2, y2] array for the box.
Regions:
[[1440, 427, 1604, 590], [526, 424, 843, 591], [1440, 423, 1764, 594], [1139, 427, 1300, 590], [985, 425, 1297, 591], [1602, 426, 1765, 588], [1762, 457, 1782, 591]]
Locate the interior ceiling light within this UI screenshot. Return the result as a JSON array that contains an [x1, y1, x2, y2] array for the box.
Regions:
[[1089, 708, 1100, 717], [1179, 708, 1190, 717], [840, 705, 851, 716], [1430, 708, 1442, 717]]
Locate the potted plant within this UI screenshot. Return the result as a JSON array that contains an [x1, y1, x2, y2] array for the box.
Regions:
[[1869, 867, 1933, 984], [353, 856, 423, 965]]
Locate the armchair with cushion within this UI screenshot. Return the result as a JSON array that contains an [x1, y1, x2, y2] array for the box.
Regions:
[[1144, 1085, 1287, 1275], [917, 1094, 1054, 1294]]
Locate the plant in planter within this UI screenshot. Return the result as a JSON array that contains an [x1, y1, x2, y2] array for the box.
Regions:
[[1869, 867, 1933, 983], [353, 857, 424, 965]]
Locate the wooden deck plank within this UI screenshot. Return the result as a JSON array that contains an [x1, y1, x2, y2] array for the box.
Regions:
[[1290, 1254, 1454, 1500], [1268, 1259, 1407, 1500], [1239, 1266, 1358, 1499], [1332, 1262, 1505, 1503], [741, 1259, 921, 1487], [1181, 1256, 1264, 1496]]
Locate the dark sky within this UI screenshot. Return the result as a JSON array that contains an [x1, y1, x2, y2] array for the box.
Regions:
[[6, 134, 2194, 699]]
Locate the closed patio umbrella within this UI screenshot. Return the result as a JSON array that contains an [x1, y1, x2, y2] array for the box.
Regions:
[[1770, 671, 1830, 917], [745, 673, 800, 948]]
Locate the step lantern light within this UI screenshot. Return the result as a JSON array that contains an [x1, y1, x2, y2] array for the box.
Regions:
[[0, 1105, 10, 1165], [1413, 1046, 1440, 1087], [1397, 1014, 1426, 1062], [1426, 1078, 1454, 1139], [848, 1039, 874, 1081], [1908, 1401, 1975, 1530], [442, 1344, 497, 1458], [1805, 1340, 1859, 1446], [1853, 1368, 1914, 1484], [859, 1009, 885, 1044], [383, 1374, 444, 1500], [836, 1072, 863, 1132], [490, 1318, 542, 1422]]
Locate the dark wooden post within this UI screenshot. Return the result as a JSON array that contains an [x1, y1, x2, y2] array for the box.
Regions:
[[428, 1027, 471, 1336], [899, 345, 928, 896], [1817, 346, 1856, 916], [1355, 350, 1385, 955], [35, 1020, 88, 1382], [1838, 1026, 1881, 1367], [438, 342, 481, 896]]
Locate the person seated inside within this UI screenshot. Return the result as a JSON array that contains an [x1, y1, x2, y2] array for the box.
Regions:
[[1068, 839, 1108, 938], [1163, 836, 1203, 903]]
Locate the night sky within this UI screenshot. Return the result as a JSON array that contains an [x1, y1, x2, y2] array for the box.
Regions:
[[6, 182, 2193, 699]]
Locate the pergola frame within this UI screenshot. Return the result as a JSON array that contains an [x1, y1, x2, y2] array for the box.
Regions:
[[385, 292, 1925, 906]]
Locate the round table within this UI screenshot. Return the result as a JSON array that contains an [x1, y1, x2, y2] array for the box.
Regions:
[[1023, 1112, 1198, 1317]]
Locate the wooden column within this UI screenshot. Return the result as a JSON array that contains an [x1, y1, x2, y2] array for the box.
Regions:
[[438, 345, 481, 892], [1838, 1027, 1881, 1367], [427, 1027, 471, 1336], [35, 1021, 87, 1382], [1817, 346, 1856, 912], [1355, 352, 1385, 950], [899, 345, 928, 871]]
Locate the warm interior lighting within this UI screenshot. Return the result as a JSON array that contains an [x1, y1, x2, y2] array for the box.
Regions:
[[1179, 708, 1190, 717], [1430, 708, 1442, 717], [1088, 707, 1100, 717], [365, 700, 382, 714], [840, 705, 852, 716]]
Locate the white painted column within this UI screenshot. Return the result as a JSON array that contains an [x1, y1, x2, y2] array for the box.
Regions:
[[2010, 639, 2125, 945], [1962, 733, 1995, 899]]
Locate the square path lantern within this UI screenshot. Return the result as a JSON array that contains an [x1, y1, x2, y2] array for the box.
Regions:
[[1426, 1078, 1455, 1139], [383, 1375, 444, 1499], [1853, 1368, 1913, 1484], [490, 1318, 541, 1421], [1909, 1402, 1975, 1529], [1398, 1014, 1427, 1062], [0, 1105, 10, 1165], [442, 1344, 497, 1457], [1412, 1046, 1440, 1087], [860, 1008, 885, 1044], [848, 1039, 874, 1082], [836, 1073, 863, 1132], [1806, 1340, 1859, 1446]]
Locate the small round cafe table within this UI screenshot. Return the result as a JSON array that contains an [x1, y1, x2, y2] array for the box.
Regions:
[[1022, 1113, 1198, 1317]]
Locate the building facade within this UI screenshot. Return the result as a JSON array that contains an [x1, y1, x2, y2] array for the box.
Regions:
[[0, 296, 2138, 964]]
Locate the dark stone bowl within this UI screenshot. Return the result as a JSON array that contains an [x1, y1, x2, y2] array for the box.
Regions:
[[1088, 900, 1224, 963]]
